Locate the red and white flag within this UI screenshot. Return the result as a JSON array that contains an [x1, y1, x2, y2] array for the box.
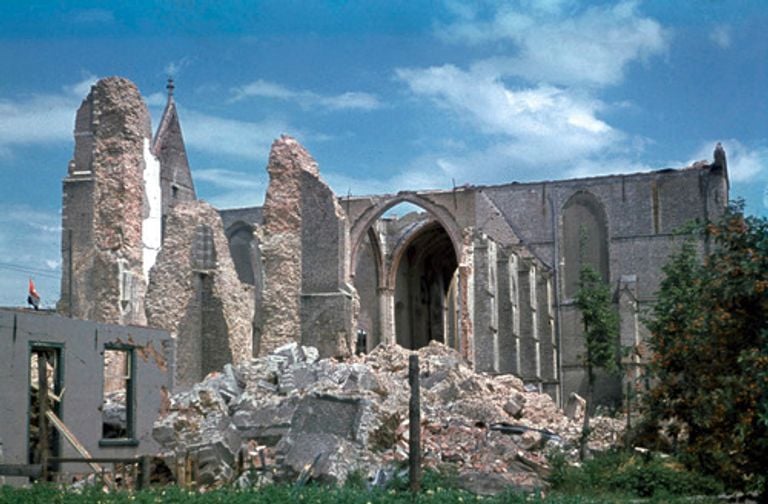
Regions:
[[28, 278, 41, 310]]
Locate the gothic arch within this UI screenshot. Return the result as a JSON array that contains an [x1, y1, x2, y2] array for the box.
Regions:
[[225, 221, 259, 286], [349, 193, 464, 276], [388, 219, 458, 349], [560, 190, 610, 298]]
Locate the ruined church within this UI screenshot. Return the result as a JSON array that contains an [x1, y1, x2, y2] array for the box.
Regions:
[[58, 77, 729, 404]]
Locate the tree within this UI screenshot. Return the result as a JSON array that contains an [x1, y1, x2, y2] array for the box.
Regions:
[[645, 203, 768, 494], [574, 263, 619, 460]]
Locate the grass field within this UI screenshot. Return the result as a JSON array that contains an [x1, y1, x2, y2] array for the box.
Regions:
[[0, 451, 728, 503]]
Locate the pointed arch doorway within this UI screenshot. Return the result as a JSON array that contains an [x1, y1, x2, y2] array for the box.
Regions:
[[353, 201, 461, 352]]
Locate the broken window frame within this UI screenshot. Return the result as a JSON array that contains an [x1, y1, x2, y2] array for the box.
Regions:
[[99, 344, 138, 447], [27, 341, 64, 472]]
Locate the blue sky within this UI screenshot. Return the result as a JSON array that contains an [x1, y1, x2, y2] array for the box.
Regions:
[[0, 0, 766, 307]]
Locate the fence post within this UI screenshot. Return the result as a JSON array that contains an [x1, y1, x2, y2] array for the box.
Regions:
[[408, 354, 421, 493]]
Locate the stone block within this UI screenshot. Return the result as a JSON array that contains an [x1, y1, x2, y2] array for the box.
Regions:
[[231, 396, 298, 446], [564, 392, 586, 421], [301, 292, 354, 358], [290, 394, 371, 444]]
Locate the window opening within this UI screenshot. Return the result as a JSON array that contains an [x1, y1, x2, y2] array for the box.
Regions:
[[102, 347, 134, 441]]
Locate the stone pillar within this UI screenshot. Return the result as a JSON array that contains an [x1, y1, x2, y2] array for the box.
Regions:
[[538, 271, 559, 402], [146, 201, 254, 387], [378, 287, 396, 346], [260, 136, 354, 358], [458, 229, 475, 363], [497, 251, 521, 374], [58, 77, 152, 326], [260, 137, 308, 354], [298, 167, 355, 358], [473, 234, 499, 373], [519, 259, 541, 384]]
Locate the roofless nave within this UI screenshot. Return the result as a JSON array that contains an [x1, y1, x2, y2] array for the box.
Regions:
[[58, 76, 728, 404]]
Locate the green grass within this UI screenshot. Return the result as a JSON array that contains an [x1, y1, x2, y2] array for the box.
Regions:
[[0, 453, 728, 503]]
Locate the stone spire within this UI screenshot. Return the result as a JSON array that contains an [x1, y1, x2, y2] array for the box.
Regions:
[[152, 78, 196, 228]]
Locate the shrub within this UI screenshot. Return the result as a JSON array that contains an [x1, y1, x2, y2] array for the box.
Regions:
[[644, 203, 768, 494]]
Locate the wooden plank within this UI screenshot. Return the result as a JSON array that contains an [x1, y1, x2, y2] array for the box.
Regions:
[[0, 464, 43, 478], [45, 410, 110, 483], [50, 457, 139, 465], [37, 353, 49, 480], [30, 382, 65, 403]]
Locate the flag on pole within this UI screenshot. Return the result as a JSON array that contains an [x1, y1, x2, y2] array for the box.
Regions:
[[28, 278, 40, 310]]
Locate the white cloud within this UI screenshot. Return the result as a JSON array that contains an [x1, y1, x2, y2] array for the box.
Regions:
[[437, 0, 668, 87], [181, 108, 291, 161], [690, 140, 767, 183], [710, 25, 731, 49], [164, 57, 193, 78], [145, 92, 167, 107], [564, 158, 654, 179], [0, 76, 97, 153], [231, 79, 382, 111], [193, 168, 268, 208], [388, 1, 672, 192], [396, 65, 619, 164]]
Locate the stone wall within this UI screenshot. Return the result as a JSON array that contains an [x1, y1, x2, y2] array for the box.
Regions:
[[259, 137, 309, 355], [55, 76, 728, 406], [145, 201, 254, 388], [59, 77, 152, 325], [0, 309, 174, 486], [260, 136, 354, 358]]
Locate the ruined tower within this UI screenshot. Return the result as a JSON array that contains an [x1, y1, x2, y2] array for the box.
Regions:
[[59, 77, 157, 325]]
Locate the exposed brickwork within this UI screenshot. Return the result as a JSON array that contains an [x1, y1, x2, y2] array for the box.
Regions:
[[259, 136, 316, 355], [146, 201, 254, 387], [59, 77, 151, 325]]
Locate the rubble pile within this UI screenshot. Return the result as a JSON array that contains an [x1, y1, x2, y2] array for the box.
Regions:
[[153, 341, 624, 492]]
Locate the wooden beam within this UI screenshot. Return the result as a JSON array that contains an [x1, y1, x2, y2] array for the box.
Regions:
[[0, 464, 43, 478], [45, 410, 111, 484], [30, 382, 65, 403]]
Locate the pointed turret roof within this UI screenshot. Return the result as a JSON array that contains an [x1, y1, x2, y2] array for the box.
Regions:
[[152, 78, 196, 213]]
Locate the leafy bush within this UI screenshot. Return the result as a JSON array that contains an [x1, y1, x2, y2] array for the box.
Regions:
[[549, 449, 724, 499], [644, 202, 768, 494]]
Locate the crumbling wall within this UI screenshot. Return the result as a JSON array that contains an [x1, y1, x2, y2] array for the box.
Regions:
[[0, 308, 174, 487], [260, 136, 354, 358], [146, 201, 254, 388], [59, 77, 152, 325], [259, 137, 308, 354]]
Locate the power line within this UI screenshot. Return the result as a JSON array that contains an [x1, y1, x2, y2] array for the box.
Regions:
[[0, 261, 60, 279]]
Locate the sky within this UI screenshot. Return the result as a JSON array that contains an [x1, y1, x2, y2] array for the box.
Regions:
[[0, 0, 766, 308]]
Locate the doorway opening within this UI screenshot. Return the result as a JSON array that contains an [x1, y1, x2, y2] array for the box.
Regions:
[[353, 201, 459, 351], [393, 220, 458, 349], [28, 344, 63, 477]]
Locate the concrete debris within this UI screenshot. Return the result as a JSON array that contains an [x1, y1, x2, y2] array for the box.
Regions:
[[153, 341, 625, 492], [102, 391, 128, 438], [564, 392, 586, 421]]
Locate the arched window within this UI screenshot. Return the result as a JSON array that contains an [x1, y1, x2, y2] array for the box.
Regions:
[[226, 223, 257, 285], [562, 191, 609, 298]]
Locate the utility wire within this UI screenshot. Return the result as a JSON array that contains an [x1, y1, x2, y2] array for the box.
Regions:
[[0, 261, 60, 279]]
